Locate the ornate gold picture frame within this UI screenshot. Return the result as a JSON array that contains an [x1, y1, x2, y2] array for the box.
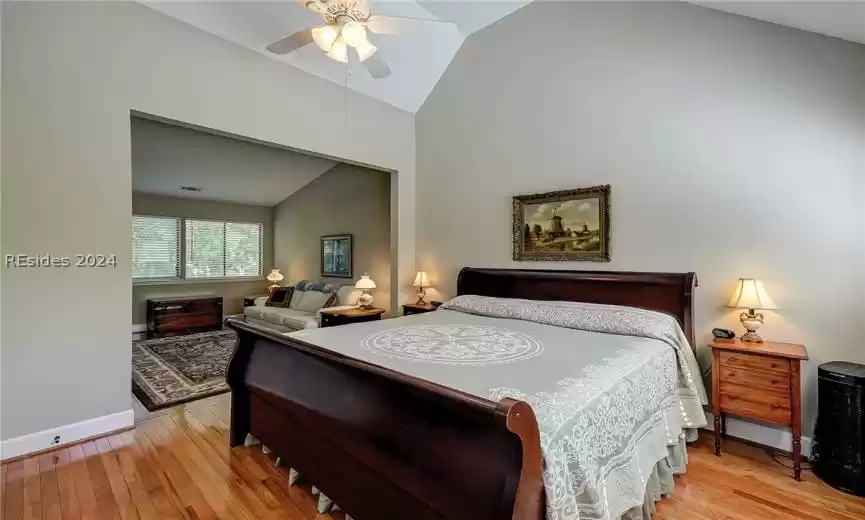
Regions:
[[513, 185, 611, 262]]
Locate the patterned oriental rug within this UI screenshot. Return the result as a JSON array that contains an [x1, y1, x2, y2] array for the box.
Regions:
[[132, 329, 236, 412]]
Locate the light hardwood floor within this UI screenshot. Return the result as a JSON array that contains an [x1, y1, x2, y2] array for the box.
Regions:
[[3, 394, 865, 520]]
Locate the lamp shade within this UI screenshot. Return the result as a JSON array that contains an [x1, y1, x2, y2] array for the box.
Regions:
[[266, 269, 284, 283], [355, 275, 376, 290], [413, 270, 430, 288], [728, 278, 777, 310]]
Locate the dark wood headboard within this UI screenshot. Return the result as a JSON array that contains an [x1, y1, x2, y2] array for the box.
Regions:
[[456, 268, 697, 346]]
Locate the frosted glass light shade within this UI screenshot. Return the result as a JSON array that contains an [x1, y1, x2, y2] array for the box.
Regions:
[[341, 21, 367, 47], [355, 40, 378, 62], [312, 25, 340, 52], [355, 275, 376, 290], [728, 278, 777, 310], [326, 37, 348, 63], [412, 271, 430, 288], [266, 269, 284, 283]]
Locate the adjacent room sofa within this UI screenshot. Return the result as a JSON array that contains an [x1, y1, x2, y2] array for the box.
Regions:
[[243, 282, 361, 333]]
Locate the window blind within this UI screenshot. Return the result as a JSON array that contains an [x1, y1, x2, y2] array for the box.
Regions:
[[185, 219, 226, 279], [132, 215, 180, 280], [185, 219, 262, 279], [225, 222, 262, 277]]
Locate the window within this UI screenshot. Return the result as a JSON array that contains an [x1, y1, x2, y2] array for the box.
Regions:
[[132, 215, 180, 280], [133, 216, 262, 282], [185, 219, 263, 280]]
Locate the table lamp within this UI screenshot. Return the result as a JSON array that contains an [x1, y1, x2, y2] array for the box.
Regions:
[[727, 278, 777, 342], [413, 270, 431, 305], [266, 269, 284, 293], [355, 274, 376, 308]]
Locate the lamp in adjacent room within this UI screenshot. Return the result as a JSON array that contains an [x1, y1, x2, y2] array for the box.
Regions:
[[728, 278, 778, 342], [413, 270, 431, 305], [355, 274, 376, 308], [266, 269, 284, 294]]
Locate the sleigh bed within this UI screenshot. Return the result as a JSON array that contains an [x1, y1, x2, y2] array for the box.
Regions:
[[225, 268, 707, 520]]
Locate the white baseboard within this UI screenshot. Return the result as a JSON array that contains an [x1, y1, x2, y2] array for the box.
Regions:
[[704, 412, 812, 457], [0, 409, 134, 461], [132, 324, 147, 333]]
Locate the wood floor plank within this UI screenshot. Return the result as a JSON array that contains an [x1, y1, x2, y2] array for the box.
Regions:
[[67, 444, 100, 520], [5, 396, 865, 520], [133, 416, 218, 520], [104, 433, 162, 520], [21, 455, 41, 520], [93, 437, 141, 520], [80, 441, 122, 520], [115, 431, 187, 520], [37, 452, 63, 520], [53, 449, 82, 520], [173, 410, 309, 520], [3, 459, 25, 520]]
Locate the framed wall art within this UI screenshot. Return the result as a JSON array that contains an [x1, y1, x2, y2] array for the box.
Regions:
[[321, 234, 353, 278], [513, 185, 610, 262]]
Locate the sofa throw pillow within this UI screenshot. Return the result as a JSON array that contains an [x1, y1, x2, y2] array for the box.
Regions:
[[288, 289, 305, 309], [322, 292, 338, 309], [296, 290, 332, 313], [265, 286, 294, 308]]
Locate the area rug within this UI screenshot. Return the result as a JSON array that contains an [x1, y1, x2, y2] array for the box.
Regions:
[[132, 329, 237, 412]]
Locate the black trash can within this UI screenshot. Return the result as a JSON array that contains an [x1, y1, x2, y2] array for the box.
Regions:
[[812, 361, 865, 496]]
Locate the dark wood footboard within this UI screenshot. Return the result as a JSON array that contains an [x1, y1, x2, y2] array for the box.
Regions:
[[225, 317, 544, 520]]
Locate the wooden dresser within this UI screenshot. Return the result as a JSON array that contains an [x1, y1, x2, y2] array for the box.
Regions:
[[710, 338, 808, 480], [146, 295, 223, 338]]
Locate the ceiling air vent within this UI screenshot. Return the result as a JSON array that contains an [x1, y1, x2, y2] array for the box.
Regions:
[[180, 186, 203, 192]]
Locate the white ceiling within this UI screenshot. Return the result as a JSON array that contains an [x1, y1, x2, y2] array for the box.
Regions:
[[139, 0, 532, 112], [691, 2, 865, 45], [140, 1, 864, 113], [131, 117, 337, 205]]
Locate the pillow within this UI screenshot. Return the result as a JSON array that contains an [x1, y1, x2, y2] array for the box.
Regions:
[[288, 289, 306, 309], [295, 290, 332, 313], [265, 286, 294, 307], [322, 292, 338, 309]]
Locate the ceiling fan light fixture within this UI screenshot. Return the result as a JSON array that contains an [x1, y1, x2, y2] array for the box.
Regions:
[[326, 36, 348, 63], [312, 24, 340, 52], [355, 40, 377, 62], [341, 20, 368, 47]]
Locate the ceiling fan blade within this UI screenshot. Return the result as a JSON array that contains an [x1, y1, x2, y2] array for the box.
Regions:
[[362, 50, 391, 79], [367, 14, 456, 36], [366, 15, 414, 36], [266, 28, 314, 55]]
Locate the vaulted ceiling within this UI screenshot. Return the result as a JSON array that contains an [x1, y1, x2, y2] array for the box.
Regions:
[[140, 1, 532, 112], [140, 1, 865, 114]]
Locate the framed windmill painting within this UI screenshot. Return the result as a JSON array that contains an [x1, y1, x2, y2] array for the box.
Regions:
[[512, 185, 610, 262]]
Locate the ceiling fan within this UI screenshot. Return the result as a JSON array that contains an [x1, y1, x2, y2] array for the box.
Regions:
[[266, 0, 414, 79]]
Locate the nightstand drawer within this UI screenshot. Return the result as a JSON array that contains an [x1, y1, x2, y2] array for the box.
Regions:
[[719, 367, 790, 395], [720, 393, 791, 425], [720, 381, 789, 406], [719, 351, 791, 376]]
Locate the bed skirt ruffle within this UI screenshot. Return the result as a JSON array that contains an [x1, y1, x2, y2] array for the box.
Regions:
[[617, 433, 691, 520]]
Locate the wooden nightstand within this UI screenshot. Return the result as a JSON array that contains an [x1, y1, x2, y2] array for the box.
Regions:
[[319, 307, 385, 328], [709, 338, 808, 480], [402, 302, 441, 316]]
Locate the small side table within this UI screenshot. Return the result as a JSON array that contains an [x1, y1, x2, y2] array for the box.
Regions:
[[320, 307, 385, 328], [403, 302, 441, 316], [709, 338, 808, 480]]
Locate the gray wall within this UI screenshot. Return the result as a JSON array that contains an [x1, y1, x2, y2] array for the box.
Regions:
[[0, 1, 415, 444], [274, 163, 392, 312], [132, 193, 274, 323], [416, 1, 865, 437]]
